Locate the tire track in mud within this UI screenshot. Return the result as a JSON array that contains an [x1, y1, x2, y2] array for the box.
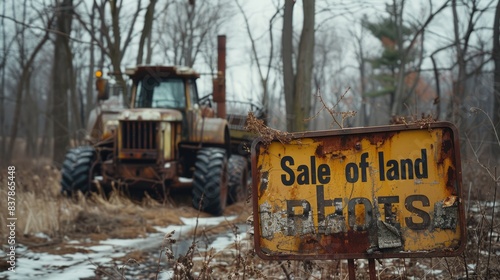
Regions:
[[0, 201, 252, 280]]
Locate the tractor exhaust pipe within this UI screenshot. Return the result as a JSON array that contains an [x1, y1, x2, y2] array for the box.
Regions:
[[213, 35, 226, 119]]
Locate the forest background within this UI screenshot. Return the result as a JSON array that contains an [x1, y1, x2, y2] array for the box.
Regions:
[[1, 0, 499, 167]]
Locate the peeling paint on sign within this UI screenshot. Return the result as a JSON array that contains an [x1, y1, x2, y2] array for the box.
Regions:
[[251, 122, 465, 260], [377, 220, 402, 249], [433, 199, 459, 229]]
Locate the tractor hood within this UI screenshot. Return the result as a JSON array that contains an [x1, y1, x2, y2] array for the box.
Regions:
[[119, 108, 183, 122]]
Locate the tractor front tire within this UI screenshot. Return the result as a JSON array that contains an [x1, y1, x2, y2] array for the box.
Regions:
[[60, 146, 96, 197], [60, 148, 78, 195], [227, 155, 248, 205], [192, 147, 228, 216]]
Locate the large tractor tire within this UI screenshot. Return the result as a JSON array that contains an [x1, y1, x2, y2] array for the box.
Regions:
[[60, 146, 96, 196], [60, 148, 78, 194], [192, 147, 228, 216], [227, 155, 248, 205]]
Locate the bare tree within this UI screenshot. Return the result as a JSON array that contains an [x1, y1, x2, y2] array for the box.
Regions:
[[447, 0, 493, 124], [52, 0, 74, 165], [106, 0, 142, 104], [282, 0, 315, 132], [5, 1, 54, 164], [235, 0, 280, 117], [350, 24, 370, 127], [282, 0, 294, 130], [84, 1, 98, 124], [493, 0, 500, 156], [449, 0, 468, 125], [157, 0, 230, 68], [75, 0, 144, 105], [137, 0, 157, 65], [0, 1, 10, 163]]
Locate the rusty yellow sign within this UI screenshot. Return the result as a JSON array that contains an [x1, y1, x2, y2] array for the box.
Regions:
[[251, 122, 465, 260]]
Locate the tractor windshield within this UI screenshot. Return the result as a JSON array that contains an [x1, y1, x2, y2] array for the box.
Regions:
[[135, 78, 186, 109]]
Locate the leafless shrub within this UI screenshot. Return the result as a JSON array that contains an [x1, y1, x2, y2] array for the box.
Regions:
[[463, 107, 500, 279], [306, 87, 356, 129]]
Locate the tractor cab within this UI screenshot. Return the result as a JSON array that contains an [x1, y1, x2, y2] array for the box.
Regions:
[[127, 66, 201, 112]]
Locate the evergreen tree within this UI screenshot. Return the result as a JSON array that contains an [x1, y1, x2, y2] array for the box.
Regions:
[[363, 3, 418, 118]]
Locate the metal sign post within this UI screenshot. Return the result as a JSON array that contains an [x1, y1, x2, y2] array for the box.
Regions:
[[251, 123, 465, 278]]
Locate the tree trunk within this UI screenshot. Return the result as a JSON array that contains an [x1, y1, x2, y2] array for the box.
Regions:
[[282, 0, 295, 131], [86, 20, 95, 123], [448, 0, 467, 126], [52, 0, 74, 166], [358, 50, 368, 127], [293, 0, 315, 132], [23, 71, 35, 157], [70, 66, 82, 140], [137, 0, 157, 65], [391, 1, 407, 117], [493, 0, 500, 157], [0, 3, 7, 163], [104, 0, 142, 105], [39, 106, 52, 158], [281, 0, 315, 132]]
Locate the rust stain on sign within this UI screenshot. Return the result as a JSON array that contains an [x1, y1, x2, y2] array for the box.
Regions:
[[251, 122, 465, 260]]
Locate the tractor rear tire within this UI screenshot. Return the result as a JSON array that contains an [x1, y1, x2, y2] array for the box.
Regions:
[[192, 147, 228, 216], [60, 146, 96, 197], [227, 155, 248, 205]]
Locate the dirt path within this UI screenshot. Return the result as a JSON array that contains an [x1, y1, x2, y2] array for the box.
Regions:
[[0, 197, 253, 279]]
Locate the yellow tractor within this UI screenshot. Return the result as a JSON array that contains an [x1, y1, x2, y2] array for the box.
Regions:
[[60, 36, 261, 215]]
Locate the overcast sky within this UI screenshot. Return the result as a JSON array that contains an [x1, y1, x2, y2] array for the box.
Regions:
[[194, 0, 494, 106]]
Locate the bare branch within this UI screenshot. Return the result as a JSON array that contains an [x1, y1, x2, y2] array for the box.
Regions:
[[306, 87, 356, 129], [0, 14, 92, 44]]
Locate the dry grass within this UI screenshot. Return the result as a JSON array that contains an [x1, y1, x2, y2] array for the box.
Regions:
[[0, 160, 187, 243], [0, 162, 65, 237]]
